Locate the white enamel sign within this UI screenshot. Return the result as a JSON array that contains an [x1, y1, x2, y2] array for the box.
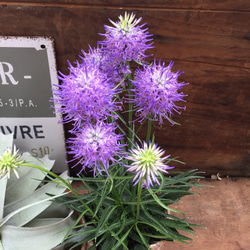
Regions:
[[0, 37, 67, 173]]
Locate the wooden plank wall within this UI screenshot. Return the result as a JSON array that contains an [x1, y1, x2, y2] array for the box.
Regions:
[[0, 1, 249, 177]]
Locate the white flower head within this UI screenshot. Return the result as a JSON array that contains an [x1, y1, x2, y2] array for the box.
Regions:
[[0, 145, 24, 179], [125, 141, 174, 189]]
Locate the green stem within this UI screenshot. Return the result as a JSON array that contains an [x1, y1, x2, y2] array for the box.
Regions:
[[126, 63, 134, 149], [135, 118, 146, 136], [136, 180, 143, 221], [131, 182, 136, 218], [111, 181, 124, 209], [146, 118, 152, 144]]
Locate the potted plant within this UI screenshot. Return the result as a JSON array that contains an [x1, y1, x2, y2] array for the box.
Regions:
[[51, 12, 205, 249], [0, 132, 76, 250]]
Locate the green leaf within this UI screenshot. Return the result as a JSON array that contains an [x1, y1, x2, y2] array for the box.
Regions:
[[160, 218, 196, 236], [131, 244, 148, 250], [135, 223, 149, 249], [101, 236, 117, 250], [148, 188, 183, 214], [139, 205, 178, 239], [142, 207, 198, 244], [67, 225, 96, 242], [115, 111, 142, 145], [62, 210, 87, 242], [96, 219, 134, 237], [111, 210, 127, 237], [95, 205, 119, 238], [94, 231, 110, 249], [94, 179, 113, 216], [112, 225, 132, 250]]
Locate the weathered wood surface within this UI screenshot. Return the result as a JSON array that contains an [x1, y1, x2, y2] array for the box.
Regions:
[[3, 1, 250, 11], [0, 2, 249, 176], [156, 177, 250, 250]]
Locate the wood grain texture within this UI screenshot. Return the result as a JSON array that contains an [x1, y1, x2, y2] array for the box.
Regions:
[[0, 3, 249, 176], [71, 178, 250, 250], [155, 178, 250, 250], [3, 1, 250, 11]]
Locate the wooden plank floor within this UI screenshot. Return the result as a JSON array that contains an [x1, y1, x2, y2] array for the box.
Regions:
[[72, 177, 250, 250], [153, 177, 250, 250]]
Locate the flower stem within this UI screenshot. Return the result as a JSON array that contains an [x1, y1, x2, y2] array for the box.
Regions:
[[126, 63, 134, 149], [136, 180, 142, 221], [146, 118, 152, 144], [111, 181, 124, 209]]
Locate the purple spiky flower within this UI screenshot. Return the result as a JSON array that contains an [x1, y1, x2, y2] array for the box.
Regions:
[[125, 141, 174, 189], [53, 60, 121, 128], [99, 12, 153, 63], [68, 122, 126, 176], [130, 60, 188, 125]]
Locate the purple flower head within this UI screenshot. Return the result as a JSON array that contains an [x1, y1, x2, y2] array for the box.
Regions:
[[80, 45, 131, 84], [68, 122, 126, 176], [53, 60, 121, 128], [125, 141, 174, 189], [99, 12, 153, 63], [130, 60, 188, 125]]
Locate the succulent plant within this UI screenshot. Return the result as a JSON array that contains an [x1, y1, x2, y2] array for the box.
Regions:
[[0, 133, 75, 250]]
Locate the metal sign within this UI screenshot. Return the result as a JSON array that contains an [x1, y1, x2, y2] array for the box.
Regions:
[[0, 37, 67, 173]]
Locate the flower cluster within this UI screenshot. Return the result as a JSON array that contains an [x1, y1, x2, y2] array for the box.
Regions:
[[51, 13, 204, 250], [53, 12, 187, 186]]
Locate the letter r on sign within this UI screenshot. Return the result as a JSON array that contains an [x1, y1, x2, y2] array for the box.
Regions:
[[0, 62, 19, 85]]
